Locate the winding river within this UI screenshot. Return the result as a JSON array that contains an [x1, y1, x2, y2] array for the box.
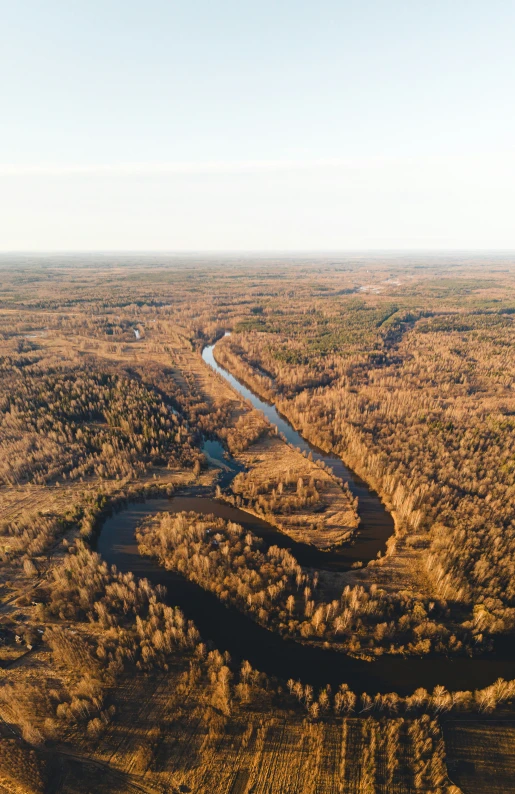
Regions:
[[203, 336, 393, 569], [96, 339, 515, 696]]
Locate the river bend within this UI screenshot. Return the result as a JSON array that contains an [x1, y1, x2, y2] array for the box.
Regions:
[[95, 340, 515, 695]]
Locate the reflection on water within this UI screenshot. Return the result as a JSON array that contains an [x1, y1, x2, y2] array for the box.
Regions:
[[201, 437, 245, 488]]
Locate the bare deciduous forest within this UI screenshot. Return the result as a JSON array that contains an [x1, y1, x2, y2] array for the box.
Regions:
[[1, 253, 515, 793]]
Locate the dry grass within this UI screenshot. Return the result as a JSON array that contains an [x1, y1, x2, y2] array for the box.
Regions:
[[46, 663, 462, 794], [444, 720, 515, 794], [76, 678, 461, 793], [232, 435, 359, 549]]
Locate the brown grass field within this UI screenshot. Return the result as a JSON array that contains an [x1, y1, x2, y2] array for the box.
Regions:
[[443, 721, 515, 794]]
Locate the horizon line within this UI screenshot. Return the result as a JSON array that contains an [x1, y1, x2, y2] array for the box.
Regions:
[[1, 248, 515, 256]]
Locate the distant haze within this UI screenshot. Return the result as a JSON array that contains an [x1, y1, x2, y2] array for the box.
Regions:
[[1, 1, 515, 250]]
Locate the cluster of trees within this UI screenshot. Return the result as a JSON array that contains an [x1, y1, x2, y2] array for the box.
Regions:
[[39, 628, 116, 739], [1, 480, 175, 569], [1, 510, 75, 561], [137, 511, 304, 627], [230, 470, 324, 515], [217, 409, 269, 454], [0, 353, 203, 486], [0, 739, 46, 793], [4, 539, 204, 743], [4, 531, 280, 744], [45, 540, 201, 667], [137, 511, 480, 657], [220, 445, 359, 547]]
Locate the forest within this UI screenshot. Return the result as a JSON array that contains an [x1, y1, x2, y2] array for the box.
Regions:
[[137, 511, 477, 658], [1, 253, 515, 793]]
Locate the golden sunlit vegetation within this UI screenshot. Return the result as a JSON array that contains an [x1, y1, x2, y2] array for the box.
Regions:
[[1, 253, 515, 792], [224, 434, 360, 548], [213, 266, 515, 645], [138, 511, 478, 658], [0, 344, 202, 487]]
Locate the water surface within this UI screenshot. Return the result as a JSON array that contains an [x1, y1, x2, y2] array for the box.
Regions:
[[202, 338, 392, 568], [95, 338, 515, 693], [97, 496, 515, 695]]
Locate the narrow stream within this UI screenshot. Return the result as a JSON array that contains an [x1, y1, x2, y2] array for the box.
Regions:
[[202, 337, 393, 568], [95, 338, 515, 695]]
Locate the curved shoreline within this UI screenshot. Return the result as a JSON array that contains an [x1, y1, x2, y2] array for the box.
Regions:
[[93, 337, 515, 695], [96, 494, 515, 695], [202, 337, 395, 568]]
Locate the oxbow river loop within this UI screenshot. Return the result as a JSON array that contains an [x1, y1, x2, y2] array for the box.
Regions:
[[95, 338, 515, 696], [202, 336, 395, 569]]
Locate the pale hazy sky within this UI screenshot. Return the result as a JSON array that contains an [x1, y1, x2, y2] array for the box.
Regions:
[[1, 0, 515, 251]]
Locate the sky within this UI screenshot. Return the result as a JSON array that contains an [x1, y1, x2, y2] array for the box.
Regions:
[[1, 0, 515, 251]]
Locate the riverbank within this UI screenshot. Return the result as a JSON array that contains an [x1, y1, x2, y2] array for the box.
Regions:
[[227, 434, 360, 550], [95, 493, 515, 696], [202, 338, 396, 568], [208, 337, 438, 598]]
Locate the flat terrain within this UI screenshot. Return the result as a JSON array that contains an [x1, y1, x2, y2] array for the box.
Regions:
[[1, 254, 515, 792], [444, 721, 515, 794], [232, 434, 359, 548]]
